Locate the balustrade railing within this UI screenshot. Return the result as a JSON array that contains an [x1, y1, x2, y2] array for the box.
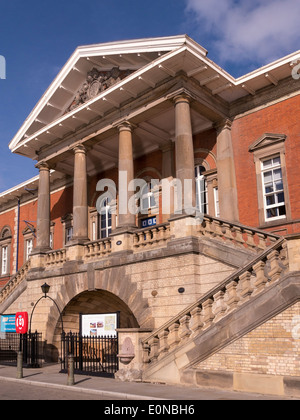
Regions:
[[199, 215, 279, 252], [133, 223, 171, 251], [0, 260, 30, 305], [84, 238, 112, 260], [142, 237, 288, 365], [45, 248, 66, 266]]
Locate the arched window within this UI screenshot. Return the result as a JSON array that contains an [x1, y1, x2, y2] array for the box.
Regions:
[[98, 197, 112, 239], [0, 226, 12, 276], [195, 165, 208, 214]]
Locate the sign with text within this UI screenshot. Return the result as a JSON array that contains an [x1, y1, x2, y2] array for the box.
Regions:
[[80, 313, 118, 337], [15, 312, 28, 334], [141, 216, 156, 228], [0, 314, 16, 333]]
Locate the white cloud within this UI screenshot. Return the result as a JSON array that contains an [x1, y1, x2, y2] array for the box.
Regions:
[[185, 0, 300, 66]]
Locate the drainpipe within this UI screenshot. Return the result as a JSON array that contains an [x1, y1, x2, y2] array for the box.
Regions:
[[16, 197, 20, 273]]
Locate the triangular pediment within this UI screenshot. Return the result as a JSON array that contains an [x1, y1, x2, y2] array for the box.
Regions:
[[249, 133, 287, 152], [9, 35, 191, 155]]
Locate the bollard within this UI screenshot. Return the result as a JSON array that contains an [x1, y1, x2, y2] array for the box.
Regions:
[[67, 354, 75, 386], [17, 351, 23, 379]]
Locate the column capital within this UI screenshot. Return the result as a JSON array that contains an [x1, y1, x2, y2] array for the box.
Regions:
[[117, 120, 134, 133], [35, 161, 50, 172], [214, 119, 233, 134], [173, 93, 192, 106], [72, 143, 87, 155]]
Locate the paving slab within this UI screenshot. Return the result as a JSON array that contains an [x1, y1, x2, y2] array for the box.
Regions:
[[0, 363, 297, 400]]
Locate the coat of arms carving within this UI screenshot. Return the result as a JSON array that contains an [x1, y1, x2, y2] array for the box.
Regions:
[[65, 67, 133, 113]]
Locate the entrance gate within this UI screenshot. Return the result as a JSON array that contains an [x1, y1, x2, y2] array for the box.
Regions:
[[60, 331, 118, 377]]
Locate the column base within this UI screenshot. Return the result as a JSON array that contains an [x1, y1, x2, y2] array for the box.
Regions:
[[111, 225, 137, 236], [68, 237, 90, 246], [31, 246, 51, 255]]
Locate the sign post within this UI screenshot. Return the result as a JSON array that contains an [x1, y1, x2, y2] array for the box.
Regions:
[[15, 312, 28, 334], [15, 312, 28, 379]]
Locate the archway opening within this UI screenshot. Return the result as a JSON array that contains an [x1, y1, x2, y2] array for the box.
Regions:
[[49, 289, 139, 362]]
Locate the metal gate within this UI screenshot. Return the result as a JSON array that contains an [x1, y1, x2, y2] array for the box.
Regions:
[[0, 332, 43, 367], [60, 331, 118, 377]]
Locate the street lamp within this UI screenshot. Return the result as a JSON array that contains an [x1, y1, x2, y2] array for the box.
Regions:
[[41, 282, 50, 297], [29, 283, 64, 334]]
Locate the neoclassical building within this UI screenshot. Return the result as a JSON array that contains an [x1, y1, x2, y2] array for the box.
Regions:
[[1, 35, 300, 397]]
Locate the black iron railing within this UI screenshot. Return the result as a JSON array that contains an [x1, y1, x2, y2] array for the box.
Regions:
[[0, 331, 43, 367], [61, 331, 118, 377]]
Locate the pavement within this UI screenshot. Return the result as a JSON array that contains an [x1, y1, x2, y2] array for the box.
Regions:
[[0, 363, 297, 400]]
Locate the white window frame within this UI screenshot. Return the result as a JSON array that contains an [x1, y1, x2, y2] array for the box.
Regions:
[[1, 245, 8, 275], [261, 155, 286, 222], [213, 187, 220, 218], [26, 238, 33, 260], [140, 182, 156, 213], [99, 198, 112, 239], [195, 165, 208, 214]]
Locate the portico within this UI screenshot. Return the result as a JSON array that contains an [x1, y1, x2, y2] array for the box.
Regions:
[[8, 36, 245, 255]]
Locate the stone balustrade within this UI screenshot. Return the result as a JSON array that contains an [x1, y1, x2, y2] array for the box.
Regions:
[[0, 260, 31, 305], [83, 238, 112, 260], [133, 223, 171, 251], [45, 249, 67, 266], [142, 237, 288, 364], [199, 215, 279, 252]]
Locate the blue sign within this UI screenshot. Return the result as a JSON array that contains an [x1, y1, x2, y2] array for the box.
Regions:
[[0, 314, 16, 333], [141, 216, 157, 228]]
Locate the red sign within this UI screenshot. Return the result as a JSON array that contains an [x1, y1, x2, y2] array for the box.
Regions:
[[15, 312, 28, 334]]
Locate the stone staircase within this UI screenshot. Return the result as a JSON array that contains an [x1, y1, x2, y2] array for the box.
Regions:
[[141, 235, 294, 383], [0, 260, 30, 311]]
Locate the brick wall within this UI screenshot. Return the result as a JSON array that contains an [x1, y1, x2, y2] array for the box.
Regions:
[[197, 301, 300, 377], [232, 94, 300, 233]]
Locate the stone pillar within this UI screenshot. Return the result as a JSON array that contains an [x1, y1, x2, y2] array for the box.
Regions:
[[72, 144, 89, 243], [174, 94, 195, 214], [35, 161, 51, 252], [216, 119, 239, 222], [161, 141, 175, 179], [117, 122, 136, 230]]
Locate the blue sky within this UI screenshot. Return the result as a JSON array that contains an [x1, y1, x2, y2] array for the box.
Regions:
[[0, 0, 299, 193]]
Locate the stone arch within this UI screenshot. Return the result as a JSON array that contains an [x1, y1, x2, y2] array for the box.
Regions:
[[44, 265, 153, 359], [1, 225, 12, 239]]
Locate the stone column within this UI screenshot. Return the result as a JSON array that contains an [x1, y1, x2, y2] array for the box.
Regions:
[[117, 122, 136, 230], [72, 144, 89, 243], [35, 161, 51, 252], [161, 140, 175, 179], [174, 94, 195, 214], [216, 119, 239, 222]]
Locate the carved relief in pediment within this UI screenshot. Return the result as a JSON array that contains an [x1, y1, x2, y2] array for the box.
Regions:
[[65, 67, 134, 113]]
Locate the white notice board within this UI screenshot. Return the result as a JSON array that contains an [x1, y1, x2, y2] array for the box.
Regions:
[[80, 313, 118, 337]]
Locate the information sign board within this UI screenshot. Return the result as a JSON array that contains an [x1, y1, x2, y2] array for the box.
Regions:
[[80, 312, 118, 337], [0, 314, 16, 333]]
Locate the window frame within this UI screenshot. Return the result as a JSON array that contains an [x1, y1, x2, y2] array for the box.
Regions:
[[25, 238, 33, 260], [261, 156, 286, 221], [250, 135, 291, 227], [98, 197, 112, 239], [195, 164, 209, 215], [1, 245, 8, 275], [0, 226, 12, 277]]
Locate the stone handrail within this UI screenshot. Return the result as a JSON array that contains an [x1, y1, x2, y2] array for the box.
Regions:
[[0, 260, 31, 305], [45, 248, 67, 266], [84, 238, 112, 260], [199, 215, 279, 252], [142, 237, 287, 364], [133, 223, 171, 250]]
